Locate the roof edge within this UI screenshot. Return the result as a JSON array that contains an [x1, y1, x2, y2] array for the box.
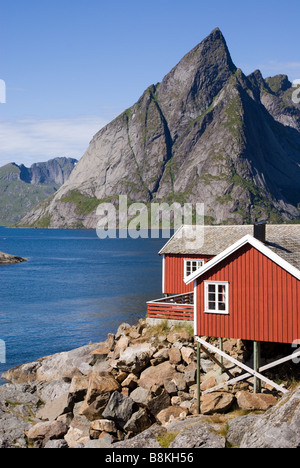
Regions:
[[184, 234, 300, 284]]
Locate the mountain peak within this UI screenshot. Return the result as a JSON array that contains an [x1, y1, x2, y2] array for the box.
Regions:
[[19, 30, 300, 228]]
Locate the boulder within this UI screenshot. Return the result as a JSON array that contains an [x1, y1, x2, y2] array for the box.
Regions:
[[37, 393, 74, 422], [79, 393, 111, 421], [139, 361, 177, 390], [115, 323, 131, 339], [89, 347, 110, 366], [147, 390, 171, 417], [130, 387, 151, 407], [84, 436, 113, 448], [114, 427, 162, 449], [167, 330, 192, 344], [226, 414, 262, 447], [113, 335, 130, 359], [156, 406, 188, 426], [168, 348, 182, 365], [200, 376, 217, 391], [64, 404, 91, 448], [201, 392, 235, 415], [169, 422, 226, 448], [123, 409, 153, 434], [117, 343, 156, 374], [90, 419, 117, 434], [181, 347, 195, 365], [27, 420, 68, 448], [236, 391, 278, 411], [69, 373, 89, 402], [121, 373, 138, 389], [240, 387, 300, 448], [85, 372, 120, 405], [102, 391, 135, 428], [44, 439, 68, 449]]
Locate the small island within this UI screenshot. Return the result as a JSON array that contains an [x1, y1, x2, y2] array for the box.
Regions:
[[0, 251, 26, 265]]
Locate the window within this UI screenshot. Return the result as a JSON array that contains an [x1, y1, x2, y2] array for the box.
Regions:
[[184, 259, 205, 279], [205, 282, 229, 314]]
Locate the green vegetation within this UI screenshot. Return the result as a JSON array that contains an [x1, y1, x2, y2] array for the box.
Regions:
[[61, 190, 101, 215], [265, 75, 288, 94], [156, 432, 179, 448]]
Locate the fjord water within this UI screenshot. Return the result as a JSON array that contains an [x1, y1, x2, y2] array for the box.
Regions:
[[0, 228, 165, 382]]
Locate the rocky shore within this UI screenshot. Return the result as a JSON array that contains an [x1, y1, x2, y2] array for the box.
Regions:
[[0, 251, 26, 265], [0, 319, 299, 449]]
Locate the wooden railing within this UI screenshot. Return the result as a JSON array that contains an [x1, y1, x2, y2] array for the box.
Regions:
[[147, 292, 194, 321]]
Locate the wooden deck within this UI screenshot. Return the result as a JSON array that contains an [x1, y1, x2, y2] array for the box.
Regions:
[[147, 292, 194, 321]]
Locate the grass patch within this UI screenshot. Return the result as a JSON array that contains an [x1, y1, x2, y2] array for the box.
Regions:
[[61, 190, 100, 215], [156, 432, 179, 448]]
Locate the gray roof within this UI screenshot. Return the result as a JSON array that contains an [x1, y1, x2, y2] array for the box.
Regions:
[[159, 225, 300, 271]]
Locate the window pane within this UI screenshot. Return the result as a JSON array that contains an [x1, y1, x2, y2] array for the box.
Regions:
[[208, 285, 216, 293], [209, 293, 215, 302], [208, 302, 216, 310], [218, 302, 226, 311]]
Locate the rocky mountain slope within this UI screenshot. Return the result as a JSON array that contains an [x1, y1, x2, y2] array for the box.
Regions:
[[20, 28, 300, 229], [0, 157, 77, 226], [0, 320, 299, 449]]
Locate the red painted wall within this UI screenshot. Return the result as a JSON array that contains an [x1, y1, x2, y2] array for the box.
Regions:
[[164, 254, 213, 295], [196, 244, 300, 344]]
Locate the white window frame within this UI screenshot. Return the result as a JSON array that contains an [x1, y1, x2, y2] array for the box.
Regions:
[[204, 281, 229, 315], [184, 258, 205, 280]]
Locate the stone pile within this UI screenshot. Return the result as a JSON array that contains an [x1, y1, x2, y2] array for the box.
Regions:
[[0, 319, 295, 449]]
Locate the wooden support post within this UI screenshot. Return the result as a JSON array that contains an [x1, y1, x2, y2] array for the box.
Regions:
[[197, 341, 201, 414], [219, 338, 223, 375], [254, 341, 261, 393]]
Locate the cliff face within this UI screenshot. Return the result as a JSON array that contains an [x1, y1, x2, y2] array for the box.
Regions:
[[20, 28, 300, 228], [0, 157, 77, 226]]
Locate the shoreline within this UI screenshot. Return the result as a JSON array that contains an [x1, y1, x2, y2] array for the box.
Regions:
[[0, 318, 299, 449]]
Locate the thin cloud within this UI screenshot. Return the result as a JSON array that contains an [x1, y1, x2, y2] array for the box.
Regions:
[[258, 60, 300, 81], [0, 116, 108, 167]]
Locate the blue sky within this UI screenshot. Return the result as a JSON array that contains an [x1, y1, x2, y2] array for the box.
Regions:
[[0, 0, 299, 166]]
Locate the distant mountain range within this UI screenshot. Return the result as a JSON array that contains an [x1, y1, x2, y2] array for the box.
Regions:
[[0, 157, 77, 226], [19, 28, 300, 228]]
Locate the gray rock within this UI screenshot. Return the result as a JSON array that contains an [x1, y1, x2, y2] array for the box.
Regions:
[[113, 427, 162, 449], [102, 391, 135, 428], [169, 422, 226, 448], [240, 388, 300, 448], [37, 392, 74, 422], [85, 436, 113, 448], [44, 439, 68, 449], [123, 409, 153, 434], [130, 387, 151, 407], [226, 414, 261, 447]]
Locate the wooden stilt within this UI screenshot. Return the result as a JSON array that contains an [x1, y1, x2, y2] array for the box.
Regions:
[[219, 338, 223, 375], [197, 341, 201, 414], [254, 341, 261, 393]]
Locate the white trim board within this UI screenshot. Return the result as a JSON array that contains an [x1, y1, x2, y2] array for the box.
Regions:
[[185, 234, 300, 284]]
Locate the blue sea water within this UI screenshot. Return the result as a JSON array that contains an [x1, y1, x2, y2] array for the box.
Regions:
[[0, 228, 165, 382]]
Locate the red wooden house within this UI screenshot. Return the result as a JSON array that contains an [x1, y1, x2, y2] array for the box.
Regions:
[[147, 224, 300, 344]]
